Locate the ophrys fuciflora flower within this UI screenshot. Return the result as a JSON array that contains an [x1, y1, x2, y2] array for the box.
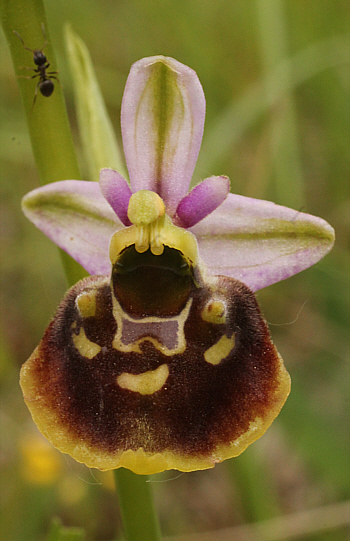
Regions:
[[20, 56, 334, 474]]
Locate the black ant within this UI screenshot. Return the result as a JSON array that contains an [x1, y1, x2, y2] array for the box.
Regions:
[[13, 24, 59, 108]]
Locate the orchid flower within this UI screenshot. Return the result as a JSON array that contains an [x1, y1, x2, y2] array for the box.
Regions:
[[20, 56, 334, 475]]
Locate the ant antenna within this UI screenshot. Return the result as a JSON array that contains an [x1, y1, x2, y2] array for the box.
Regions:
[[40, 23, 48, 51], [13, 23, 48, 53], [13, 30, 29, 50]]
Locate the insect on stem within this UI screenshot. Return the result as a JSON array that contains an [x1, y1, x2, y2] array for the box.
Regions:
[[13, 24, 59, 110]]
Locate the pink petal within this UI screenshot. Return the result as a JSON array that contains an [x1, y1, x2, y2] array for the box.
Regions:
[[175, 176, 230, 228], [99, 168, 132, 226], [121, 56, 205, 215], [22, 181, 123, 275], [191, 194, 335, 292]]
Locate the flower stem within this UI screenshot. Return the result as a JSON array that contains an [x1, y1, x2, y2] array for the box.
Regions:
[[1, 0, 81, 185], [2, 1, 161, 538], [114, 469, 161, 541], [1, 0, 84, 286]]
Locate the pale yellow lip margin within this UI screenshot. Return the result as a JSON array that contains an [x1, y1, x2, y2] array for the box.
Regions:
[[20, 348, 291, 475]]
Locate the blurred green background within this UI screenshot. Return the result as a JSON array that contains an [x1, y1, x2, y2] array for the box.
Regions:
[[0, 1, 349, 540]]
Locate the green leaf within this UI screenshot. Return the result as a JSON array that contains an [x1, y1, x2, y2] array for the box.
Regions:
[[46, 518, 85, 541], [64, 24, 127, 181]]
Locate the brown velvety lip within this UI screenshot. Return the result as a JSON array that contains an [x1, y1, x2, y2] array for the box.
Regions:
[[20, 273, 290, 468]]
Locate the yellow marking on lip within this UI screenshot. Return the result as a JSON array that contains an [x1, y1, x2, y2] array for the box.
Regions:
[[72, 326, 101, 359], [76, 290, 98, 318], [111, 296, 192, 356], [201, 300, 226, 324], [117, 364, 169, 395], [204, 334, 235, 365]]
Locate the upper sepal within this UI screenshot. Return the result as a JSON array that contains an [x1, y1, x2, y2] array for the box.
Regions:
[[121, 56, 205, 215]]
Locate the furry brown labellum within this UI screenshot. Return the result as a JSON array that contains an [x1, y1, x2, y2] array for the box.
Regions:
[[20, 196, 290, 474]]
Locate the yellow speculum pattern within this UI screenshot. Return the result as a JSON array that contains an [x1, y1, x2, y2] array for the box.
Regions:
[[72, 326, 101, 359], [117, 364, 169, 395], [111, 296, 191, 356], [204, 334, 235, 365], [76, 290, 98, 318], [201, 299, 227, 325], [70, 188, 235, 387]]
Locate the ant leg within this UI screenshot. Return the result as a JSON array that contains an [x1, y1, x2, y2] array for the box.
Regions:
[[49, 75, 63, 89], [18, 66, 38, 72], [48, 74, 63, 90], [44, 63, 60, 77], [29, 81, 40, 113], [17, 73, 40, 80]]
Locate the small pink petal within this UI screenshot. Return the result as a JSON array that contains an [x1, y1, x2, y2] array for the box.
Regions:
[[99, 168, 132, 226], [191, 194, 335, 291], [175, 176, 230, 228], [121, 56, 205, 215], [22, 181, 123, 275]]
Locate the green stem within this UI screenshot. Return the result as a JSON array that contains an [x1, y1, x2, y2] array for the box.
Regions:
[[1, 0, 80, 185], [1, 0, 83, 286], [114, 469, 161, 541], [2, 1, 161, 538]]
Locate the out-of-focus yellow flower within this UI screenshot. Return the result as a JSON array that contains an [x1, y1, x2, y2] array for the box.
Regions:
[[20, 432, 61, 485]]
